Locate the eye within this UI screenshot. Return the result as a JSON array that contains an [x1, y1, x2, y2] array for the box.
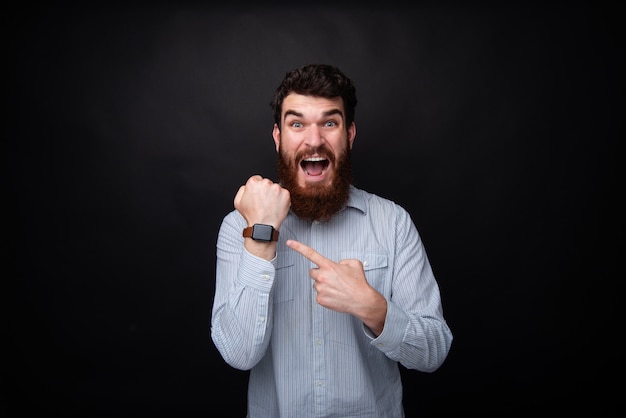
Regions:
[[290, 121, 303, 128], [324, 120, 337, 127]]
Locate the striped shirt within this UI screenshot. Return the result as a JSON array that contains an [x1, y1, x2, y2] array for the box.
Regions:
[[211, 185, 453, 417]]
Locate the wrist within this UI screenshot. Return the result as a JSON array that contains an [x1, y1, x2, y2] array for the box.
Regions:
[[242, 223, 279, 242]]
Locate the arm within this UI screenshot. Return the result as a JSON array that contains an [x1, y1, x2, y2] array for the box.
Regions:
[[210, 176, 290, 370], [210, 213, 275, 370], [374, 206, 453, 372]]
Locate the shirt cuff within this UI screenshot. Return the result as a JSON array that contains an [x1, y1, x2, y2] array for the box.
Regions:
[[237, 247, 277, 292], [367, 300, 406, 353]]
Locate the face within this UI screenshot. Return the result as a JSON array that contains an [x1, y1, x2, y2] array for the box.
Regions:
[[273, 94, 356, 221]]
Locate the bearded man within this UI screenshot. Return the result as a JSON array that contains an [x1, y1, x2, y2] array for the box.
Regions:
[[211, 64, 453, 418]]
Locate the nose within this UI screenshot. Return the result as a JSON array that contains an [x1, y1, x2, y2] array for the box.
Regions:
[[304, 124, 324, 148]]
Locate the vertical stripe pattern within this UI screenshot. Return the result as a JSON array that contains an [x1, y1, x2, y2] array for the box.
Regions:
[[211, 186, 453, 417]]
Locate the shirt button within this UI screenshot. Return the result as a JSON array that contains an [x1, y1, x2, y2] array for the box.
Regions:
[[259, 316, 266, 322], [261, 274, 270, 280], [363, 261, 369, 267], [315, 339, 322, 345]]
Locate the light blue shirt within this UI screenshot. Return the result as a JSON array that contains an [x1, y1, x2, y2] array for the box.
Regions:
[[211, 185, 453, 417]]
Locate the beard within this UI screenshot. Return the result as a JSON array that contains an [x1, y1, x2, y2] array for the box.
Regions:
[[278, 143, 352, 222]]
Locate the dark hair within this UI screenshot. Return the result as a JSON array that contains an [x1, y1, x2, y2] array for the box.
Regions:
[[270, 64, 357, 129]]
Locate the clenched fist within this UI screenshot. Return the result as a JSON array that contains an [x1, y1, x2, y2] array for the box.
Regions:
[[234, 175, 291, 234]]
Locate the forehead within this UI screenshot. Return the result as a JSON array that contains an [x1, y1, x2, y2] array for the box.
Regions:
[[282, 94, 344, 117]]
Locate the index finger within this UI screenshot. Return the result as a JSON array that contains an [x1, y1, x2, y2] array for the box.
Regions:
[[286, 239, 332, 268]]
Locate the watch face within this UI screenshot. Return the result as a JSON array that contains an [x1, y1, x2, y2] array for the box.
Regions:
[[253, 224, 274, 242]]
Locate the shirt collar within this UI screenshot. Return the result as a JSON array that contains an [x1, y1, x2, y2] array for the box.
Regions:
[[345, 185, 367, 215]]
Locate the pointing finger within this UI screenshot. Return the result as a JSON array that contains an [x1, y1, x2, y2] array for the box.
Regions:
[[286, 239, 331, 268]]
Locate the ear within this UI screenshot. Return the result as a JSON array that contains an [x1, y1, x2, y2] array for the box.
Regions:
[[272, 123, 280, 152], [348, 122, 356, 149]]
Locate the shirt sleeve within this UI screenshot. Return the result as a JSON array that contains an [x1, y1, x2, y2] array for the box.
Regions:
[[210, 210, 277, 370], [368, 204, 453, 372]]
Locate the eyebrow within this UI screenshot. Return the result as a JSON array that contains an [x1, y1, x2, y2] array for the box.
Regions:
[[283, 108, 344, 120]]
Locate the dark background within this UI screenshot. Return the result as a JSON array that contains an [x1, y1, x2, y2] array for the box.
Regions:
[[9, 2, 622, 416]]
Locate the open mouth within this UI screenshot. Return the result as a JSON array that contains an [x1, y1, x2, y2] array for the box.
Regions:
[[300, 157, 329, 176]]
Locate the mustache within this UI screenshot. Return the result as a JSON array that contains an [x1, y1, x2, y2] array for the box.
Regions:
[[294, 145, 336, 163]]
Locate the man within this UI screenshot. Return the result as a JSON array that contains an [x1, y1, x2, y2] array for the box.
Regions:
[[211, 64, 453, 417]]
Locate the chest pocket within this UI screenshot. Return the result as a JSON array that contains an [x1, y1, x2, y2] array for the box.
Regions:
[[340, 251, 389, 294]]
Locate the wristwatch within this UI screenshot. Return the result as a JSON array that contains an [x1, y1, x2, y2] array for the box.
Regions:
[[242, 224, 279, 242]]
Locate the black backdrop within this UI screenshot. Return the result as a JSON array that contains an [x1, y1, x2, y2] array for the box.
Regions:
[[9, 3, 622, 417]]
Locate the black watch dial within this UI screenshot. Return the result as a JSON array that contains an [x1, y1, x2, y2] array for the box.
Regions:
[[252, 224, 274, 242]]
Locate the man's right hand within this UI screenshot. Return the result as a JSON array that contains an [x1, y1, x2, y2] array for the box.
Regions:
[[234, 174, 291, 235]]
